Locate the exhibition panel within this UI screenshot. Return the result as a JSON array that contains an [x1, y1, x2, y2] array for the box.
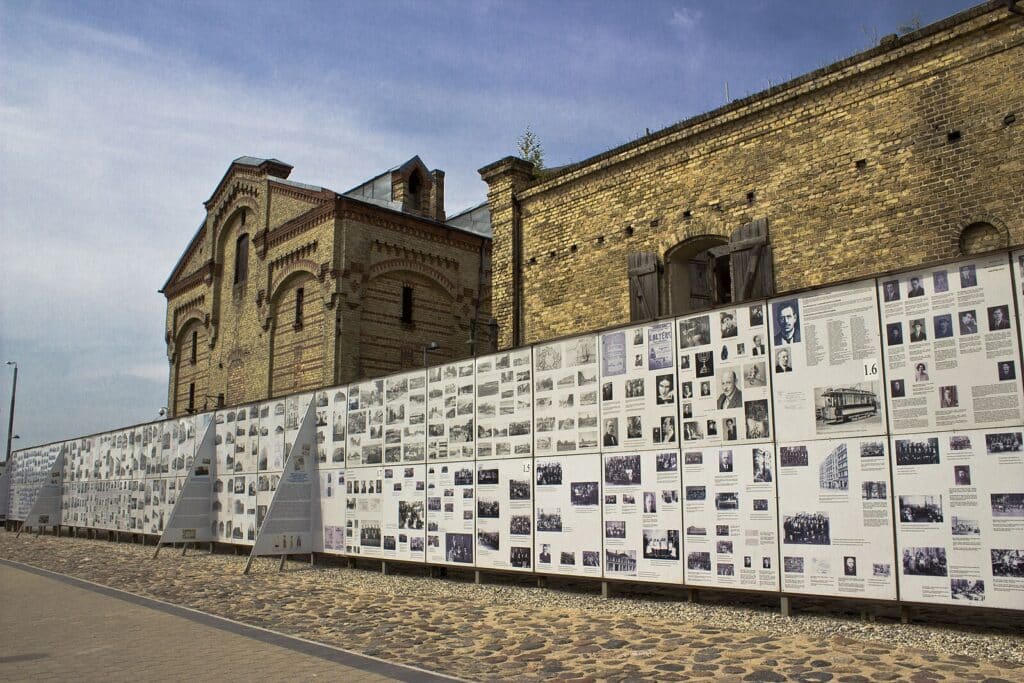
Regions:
[[475, 458, 533, 572], [602, 450, 684, 584], [599, 320, 679, 453], [475, 348, 533, 460], [533, 333, 601, 456], [533, 453, 603, 577], [676, 302, 772, 447], [777, 437, 897, 600], [682, 443, 779, 591], [427, 360, 476, 461], [315, 388, 347, 554], [426, 458, 475, 566], [769, 279, 887, 442], [879, 254, 1023, 434], [892, 427, 1024, 609]]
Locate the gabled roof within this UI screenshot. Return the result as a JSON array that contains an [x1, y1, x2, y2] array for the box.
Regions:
[[160, 219, 206, 293]]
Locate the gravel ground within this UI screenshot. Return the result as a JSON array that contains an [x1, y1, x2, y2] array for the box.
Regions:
[[2, 530, 1022, 682]]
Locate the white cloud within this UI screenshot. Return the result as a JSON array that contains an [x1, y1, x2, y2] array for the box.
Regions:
[[670, 6, 703, 31]]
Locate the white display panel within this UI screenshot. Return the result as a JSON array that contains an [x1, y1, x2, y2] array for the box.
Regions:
[[213, 405, 259, 544], [426, 460, 475, 566], [169, 416, 197, 478], [892, 428, 1024, 609], [252, 402, 318, 556], [676, 303, 772, 447], [161, 424, 215, 544], [770, 280, 886, 441], [682, 444, 779, 591], [347, 378, 384, 466], [534, 454, 602, 577], [777, 437, 897, 600], [1014, 249, 1024, 329], [384, 370, 427, 463], [8, 448, 59, 521], [256, 399, 287, 527], [475, 459, 533, 572], [319, 467, 346, 554], [213, 472, 257, 544], [22, 452, 65, 528], [879, 254, 1024, 433], [315, 388, 347, 467], [602, 450, 683, 584], [533, 334, 600, 455], [600, 321, 679, 452], [345, 464, 425, 561], [427, 360, 476, 461], [285, 394, 313, 455], [475, 348, 533, 460]]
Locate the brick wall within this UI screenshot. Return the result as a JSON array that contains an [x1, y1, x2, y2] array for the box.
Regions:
[[482, 2, 1024, 348]]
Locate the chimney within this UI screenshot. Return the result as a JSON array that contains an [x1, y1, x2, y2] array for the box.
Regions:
[[429, 170, 445, 222]]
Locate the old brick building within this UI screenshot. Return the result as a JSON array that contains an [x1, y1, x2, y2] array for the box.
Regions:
[[481, 1, 1024, 349], [162, 156, 492, 416]]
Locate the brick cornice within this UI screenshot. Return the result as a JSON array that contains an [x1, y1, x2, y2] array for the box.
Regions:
[[337, 197, 486, 253], [263, 204, 336, 252], [163, 260, 218, 299]]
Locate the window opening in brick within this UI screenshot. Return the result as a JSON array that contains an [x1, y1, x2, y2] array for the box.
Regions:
[[295, 287, 305, 327], [234, 234, 249, 284], [190, 330, 197, 364], [401, 285, 414, 323]]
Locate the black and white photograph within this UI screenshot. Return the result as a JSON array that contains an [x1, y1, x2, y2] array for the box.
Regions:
[[899, 495, 943, 523], [536, 508, 563, 532], [991, 493, 1024, 518], [687, 551, 712, 571], [656, 452, 678, 472], [784, 556, 804, 574], [950, 579, 985, 602], [642, 529, 680, 560], [772, 299, 801, 345], [604, 454, 641, 485], [536, 462, 562, 486], [934, 314, 954, 339], [991, 549, 1024, 577], [445, 533, 473, 564], [902, 547, 947, 577], [895, 438, 940, 466], [780, 445, 808, 467], [987, 304, 1011, 331], [570, 481, 600, 506], [882, 280, 900, 302], [782, 512, 830, 545], [985, 432, 1022, 453]]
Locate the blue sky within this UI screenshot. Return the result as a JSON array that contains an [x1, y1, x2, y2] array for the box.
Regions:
[[0, 0, 980, 451]]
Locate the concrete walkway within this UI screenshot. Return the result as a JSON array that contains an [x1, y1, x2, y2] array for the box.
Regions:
[[0, 561, 455, 682]]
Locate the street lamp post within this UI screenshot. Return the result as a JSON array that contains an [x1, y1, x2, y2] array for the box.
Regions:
[[5, 361, 17, 464], [422, 341, 440, 368]]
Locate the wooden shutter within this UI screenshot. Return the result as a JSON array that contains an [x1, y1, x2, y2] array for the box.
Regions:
[[628, 252, 660, 321], [728, 218, 774, 302]]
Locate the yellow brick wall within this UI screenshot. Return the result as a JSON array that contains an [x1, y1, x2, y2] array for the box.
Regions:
[[483, 5, 1024, 348], [164, 164, 491, 416]]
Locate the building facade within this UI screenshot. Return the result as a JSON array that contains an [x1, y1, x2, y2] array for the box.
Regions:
[[481, 2, 1024, 349], [162, 156, 492, 416]]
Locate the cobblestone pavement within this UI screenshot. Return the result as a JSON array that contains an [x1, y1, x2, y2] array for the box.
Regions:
[[1, 531, 1022, 682]]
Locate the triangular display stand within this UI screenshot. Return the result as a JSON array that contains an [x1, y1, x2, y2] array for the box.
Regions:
[[18, 452, 65, 537], [244, 397, 319, 574], [153, 419, 217, 557]]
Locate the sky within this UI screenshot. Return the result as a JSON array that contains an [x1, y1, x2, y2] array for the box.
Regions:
[[0, 0, 981, 452]]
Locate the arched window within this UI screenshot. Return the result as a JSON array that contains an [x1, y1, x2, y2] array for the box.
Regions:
[[407, 169, 423, 209], [234, 233, 249, 284], [663, 236, 731, 316], [959, 222, 1004, 255]]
